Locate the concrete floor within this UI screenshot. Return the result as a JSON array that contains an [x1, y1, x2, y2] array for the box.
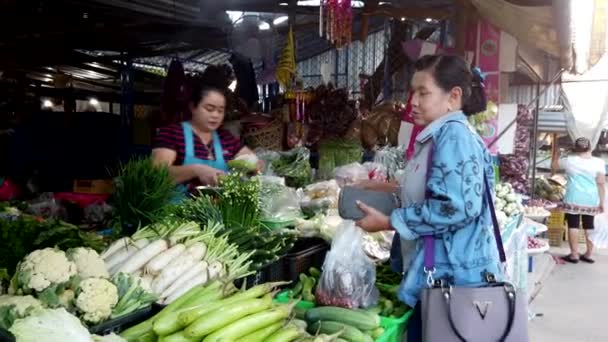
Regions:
[[529, 246, 608, 342]]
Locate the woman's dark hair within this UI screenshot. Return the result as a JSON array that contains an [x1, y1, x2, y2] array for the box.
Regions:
[[189, 83, 226, 106], [573, 137, 592, 153], [414, 54, 487, 116]]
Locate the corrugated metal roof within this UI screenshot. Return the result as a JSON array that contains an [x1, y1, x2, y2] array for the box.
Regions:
[[538, 111, 567, 132]]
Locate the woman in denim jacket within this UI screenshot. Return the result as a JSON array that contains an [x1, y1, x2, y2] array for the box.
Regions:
[[356, 54, 503, 342]]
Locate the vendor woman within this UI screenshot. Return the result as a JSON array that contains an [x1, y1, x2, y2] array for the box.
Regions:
[[152, 83, 257, 187]]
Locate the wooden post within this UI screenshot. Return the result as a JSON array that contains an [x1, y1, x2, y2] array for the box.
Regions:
[[455, 0, 470, 57], [288, 0, 297, 28], [550, 133, 560, 175]]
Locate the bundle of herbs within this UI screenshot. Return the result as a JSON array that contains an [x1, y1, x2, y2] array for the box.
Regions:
[[270, 147, 312, 188], [318, 139, 363, 180], [168, 192, 222, 227], [111, 157, 178, 235], [197, 173, 299, 270], [217, 172, 260, 228]]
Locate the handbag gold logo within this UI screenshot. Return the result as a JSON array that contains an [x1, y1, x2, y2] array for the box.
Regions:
[[473, 301, 492, 320]]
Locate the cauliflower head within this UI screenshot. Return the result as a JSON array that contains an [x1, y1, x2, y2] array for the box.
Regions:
[[0, 295, 42, 316], [76, 278, 118, 324], [67, 247, 110, 279], [16, 248, 77, 293]]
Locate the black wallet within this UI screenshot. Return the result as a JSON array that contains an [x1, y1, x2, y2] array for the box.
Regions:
[[338, 186, 400, 220]]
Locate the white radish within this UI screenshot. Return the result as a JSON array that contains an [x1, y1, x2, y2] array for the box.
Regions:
[[101, 237, 132, 260], [185, 242, 207, 260], [145, 244, 186, 275], [116, 239, 168, 275], [164, 270, 209, 304], [151, 252, 198, 294], [160, 261, 208, 300], [105, 239, 150, 271], [207, 261, 224, 280], [140, 274, 154, 292]]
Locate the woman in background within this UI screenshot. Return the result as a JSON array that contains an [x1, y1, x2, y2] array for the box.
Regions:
[[152, 83, 257, 189], [558, 137, 606, 264]]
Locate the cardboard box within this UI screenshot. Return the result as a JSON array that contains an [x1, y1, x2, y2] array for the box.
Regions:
[[73, 179, 114, 194]]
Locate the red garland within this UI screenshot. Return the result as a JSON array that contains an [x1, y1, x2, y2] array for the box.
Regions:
[[321, 0, 352, 48]]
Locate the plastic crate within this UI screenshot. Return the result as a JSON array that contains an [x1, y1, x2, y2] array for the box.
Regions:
[[283, 238, 329, 283], [274, 291, 412, 342], [235, 258, 285, 289], [89, 306, 154, 335], [547, 227, 564, 247], [547, 211, 565, 228]]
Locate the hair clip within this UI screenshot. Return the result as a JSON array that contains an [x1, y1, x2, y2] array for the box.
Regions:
[[472, 67, 486, 82]]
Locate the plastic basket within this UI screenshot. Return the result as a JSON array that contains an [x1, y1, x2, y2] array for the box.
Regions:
[[547, 227, 564, 247], [547, 211, 565, 228], [89, 306, 154, 335], [283, 238, 329, 283], [235, 258, 285, 289], [274, 290, 412, 342]]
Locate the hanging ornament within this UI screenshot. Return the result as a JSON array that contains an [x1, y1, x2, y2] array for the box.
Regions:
[[320, 0, 352, 48]]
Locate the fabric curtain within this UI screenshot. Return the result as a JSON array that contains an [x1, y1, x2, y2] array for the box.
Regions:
[[562, 55, 608, 147]]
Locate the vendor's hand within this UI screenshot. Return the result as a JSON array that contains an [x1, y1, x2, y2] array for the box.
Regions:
[[356, 201, 391, 233], [194, 165, 225, 186], [600, 204, 605, 214]]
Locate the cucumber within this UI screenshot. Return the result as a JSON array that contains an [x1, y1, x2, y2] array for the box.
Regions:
[[307, 321, 367, 342], [305, 307, 381, 331], [294, 307, 307, 320]]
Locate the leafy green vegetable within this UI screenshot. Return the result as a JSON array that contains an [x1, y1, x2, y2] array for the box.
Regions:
[[169, 192, 222, 227], [9, 308, 92, 342], [111, 273, 158, 319], [318, 139, 362, 180], [271, 147, 312, 188], [0, 216, 104, 275], [111, 157, 178, 235]]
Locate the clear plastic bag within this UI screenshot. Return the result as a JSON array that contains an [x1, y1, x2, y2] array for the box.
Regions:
[[334, 163, 369, 187], [316, 220, 379, 309], [260, 182, 301, 221], [590, 212, 608, 249], [363, 162, 388, 182]]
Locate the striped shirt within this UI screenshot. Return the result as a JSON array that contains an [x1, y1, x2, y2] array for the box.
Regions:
[[153, 123, 243, 165]]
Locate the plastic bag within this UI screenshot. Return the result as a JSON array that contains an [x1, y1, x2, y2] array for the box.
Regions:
[[316, 220, 379, 309], [590, 212, 608, 249], [26, 193, 67, 220], [363, 162, 388, 182], [334, 163, 369, 187], [374, 145, 407, 181], [260, 182, 301, 221], [255, 148, 281, 175], [299, 180, 340, 216]]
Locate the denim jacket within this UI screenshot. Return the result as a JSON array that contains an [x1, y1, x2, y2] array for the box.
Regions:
[[391, 111, 503, 307]]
